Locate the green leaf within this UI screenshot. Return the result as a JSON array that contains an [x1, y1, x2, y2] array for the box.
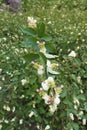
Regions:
[[39, 52, 47, 64], [24, 53, 39, 62], [21, 27, 37, 37], [22, 37, 39, 50], [72, 123, 79, 130], [45, 43, 56, 53], [84, 103, 87, 112], [77, 95, 86, 101], [29, 76, 37, 85], [41, 34, 52, 42], [60, 90, 67, 98], [37, 22, 45, 37]]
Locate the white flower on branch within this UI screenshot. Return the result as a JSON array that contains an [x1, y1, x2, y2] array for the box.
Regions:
[[54, 95, 60, 105], [47, 60, 59, 74]]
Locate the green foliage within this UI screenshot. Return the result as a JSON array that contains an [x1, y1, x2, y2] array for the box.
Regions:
[[0, 0, 87, 130]]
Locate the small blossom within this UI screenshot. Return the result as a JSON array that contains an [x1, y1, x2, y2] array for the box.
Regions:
[[49, 104, 57, 114], [19, 119, 23, 124], [37, 41, 46, 54], [36, 124, 40, 129], [27, 17, 37, 28], [11, 117, 16, 122], [79, 111, 84, 116], [4, 120, 9, 124], [42, 80, 49, 91], [69, 113, 74, 120], [6, 106, 10, 112], [20, 95, 25, 99], [80, 90, 83, 94], [45, 125, 50, 130], [29, 111, 34, 118], [0, 68, 2, 74], [74, 105, 78, 110], [73, 98, 80, 106], [54, 95, 60, 105], [2, 77, 5, 81], [77, 76, 81, 83], [42, 94, 51, 104], [47, 60, 59, 74], [68, 51, 76, 57], [37, 65, 44, 75], [60, 85, 64, 89], [42, 77, 55, 91], [21, 79, 27, 86], [0, 124, 2, 129], [82, 118, 86, 125], [45, 53, 58, 59]]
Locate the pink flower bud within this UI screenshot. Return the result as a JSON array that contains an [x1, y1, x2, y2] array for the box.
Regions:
[[60, 85, 64, 89], [56, 64, 59, 67], [40, 88, 43, 91], [31, 61, 35, 64], [36, 89, 40, 93], [47, 99, 51, 103]]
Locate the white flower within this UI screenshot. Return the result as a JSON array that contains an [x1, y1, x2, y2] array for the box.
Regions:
[[68, 51, 76, 57], [0, 124, 2, 129], [42, 77, 55, 91], [19, 119, 23, 124], [12, 107, 15, 112], [36, 124, 40, 129], [29, 111, 34, 118], [6, 106, 10, 112], [82, 118, 86, 125], [11, 117, 16, 122], [0, 68, 2, 74], [79, 111, 84, 116], [54, 95, 60, 105], [27, 17, 37, 28], [49, 104, 57, 114], [77, 76, 81, 83], [0, 87, 2, 90], [40, 47, 46, 54], [4, 120, 9, 124], [45, 125, 50, 130], [73, 98, 80, 106], [74, 105, 78, 110], [37, 65, 44, 75], [21, 79, 27, 86], [3, 105, 10, 111], [20, 95, 25, 99], [80, 90, 83, 94], [69, 113, 74, 120], [47, 77, 54, 83], [37, 41, 46, 54], [44, 53, 58, 59], [2, 77, 5, 81], [47, 60, 59, 74], [42, 94, 51, 104], [42, 80, 49, 91]]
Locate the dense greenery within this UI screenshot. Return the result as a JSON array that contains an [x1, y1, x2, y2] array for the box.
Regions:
[[0, 0, 87, 130]]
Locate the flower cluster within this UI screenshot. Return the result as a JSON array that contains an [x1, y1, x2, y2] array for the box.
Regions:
[[40, 78, 62, 114], [31, 40, 63, 114], [27, 17, 37, 28]]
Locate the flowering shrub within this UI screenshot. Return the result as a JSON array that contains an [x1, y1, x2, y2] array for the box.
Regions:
[[21, 17, 87, 130], [0, 1, 87, 129], [22, 17, 64, 114]]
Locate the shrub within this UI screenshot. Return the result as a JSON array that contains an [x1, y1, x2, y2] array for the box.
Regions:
[[0, 1, 87, 130]]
